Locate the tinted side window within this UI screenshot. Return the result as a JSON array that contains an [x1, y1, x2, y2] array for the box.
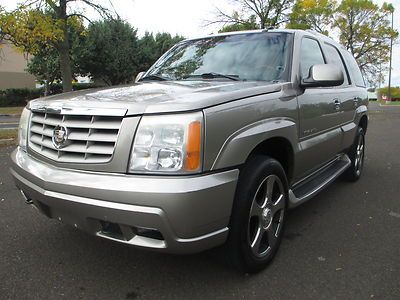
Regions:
[[300, 38, 325, 78], [324, 44, 349, 85], [342, 50, 365, 87]]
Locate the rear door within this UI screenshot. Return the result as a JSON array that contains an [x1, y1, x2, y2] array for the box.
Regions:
[[321, 42, 354, 127], [340, 50, 368, 149]]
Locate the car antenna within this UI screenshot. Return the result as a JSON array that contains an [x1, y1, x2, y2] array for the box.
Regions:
[[264, 26, 275, 32]]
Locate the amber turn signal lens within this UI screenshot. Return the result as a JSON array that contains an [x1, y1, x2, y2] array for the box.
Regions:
[[185, 121, 201, 171]]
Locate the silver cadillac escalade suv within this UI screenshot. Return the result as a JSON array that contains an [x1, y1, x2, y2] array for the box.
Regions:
[[11, 29, 368, 272]]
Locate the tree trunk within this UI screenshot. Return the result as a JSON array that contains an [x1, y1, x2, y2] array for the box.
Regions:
[[59, 0, 73, 92], [44, 80, 49, 97], [59, 40, 72, 92]]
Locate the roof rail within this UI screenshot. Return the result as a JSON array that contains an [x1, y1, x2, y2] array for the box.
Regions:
[[305, 29, 325, 37], [304, 29, 346, 50]]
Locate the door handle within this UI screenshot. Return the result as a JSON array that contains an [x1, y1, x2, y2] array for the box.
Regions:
[[333, 99, 341, 111], [353, 97, 360, 108]]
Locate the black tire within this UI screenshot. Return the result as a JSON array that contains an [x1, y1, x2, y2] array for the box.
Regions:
[[342, 127, 365, 182], [226, 155, 288, 273]]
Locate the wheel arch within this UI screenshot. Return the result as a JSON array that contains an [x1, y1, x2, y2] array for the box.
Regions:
[[359, 114, 368, 133], [246, 137, 295, 184], [211, 118, 297, 185]]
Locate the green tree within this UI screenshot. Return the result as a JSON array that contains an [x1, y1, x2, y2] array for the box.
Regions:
[[154, 33, 185, 58], [136, 32, 184, 72], [287, 0, 336, 34], [218, 15, 258, 33], [287, 0, 398, 85], [77, 19, 139, 86], [26, 46, 60, 95], [0, 1, 114, 92], [25, 19, 85, 95], [136, 32, 158, 72], [335, 0, 398, 85], [209, 0, 294, 29]]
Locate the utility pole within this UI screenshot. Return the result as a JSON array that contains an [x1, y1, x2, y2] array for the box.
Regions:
[[388, 6, 394, 102]]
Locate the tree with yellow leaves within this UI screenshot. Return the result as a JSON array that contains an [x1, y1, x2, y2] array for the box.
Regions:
[[0, 1, 115, 92], [287, 0, 336, 35], [209, 0, 294, 29], [287, 0, 398, 86]]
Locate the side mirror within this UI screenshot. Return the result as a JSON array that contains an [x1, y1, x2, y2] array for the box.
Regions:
[[135, 71, 146, 83], [301, 64, 344, 88]]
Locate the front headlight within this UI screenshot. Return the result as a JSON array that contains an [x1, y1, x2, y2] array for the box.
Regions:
[[18, 107, 31, 150], [129, 112, 203, 174]]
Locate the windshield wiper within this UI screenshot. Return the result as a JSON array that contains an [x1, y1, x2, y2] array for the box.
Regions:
[[139, 74, 170, 81], [184, 72, 241, 81]]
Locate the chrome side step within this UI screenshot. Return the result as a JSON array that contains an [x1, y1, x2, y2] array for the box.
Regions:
[[288, 154, 351, 208]]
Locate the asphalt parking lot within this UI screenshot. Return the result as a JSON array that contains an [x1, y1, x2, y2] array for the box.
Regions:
[[0, 102, 399, 299]]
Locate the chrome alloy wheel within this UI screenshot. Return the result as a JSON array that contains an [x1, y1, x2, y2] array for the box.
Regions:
[[248, 174, 285, 258], [354, 134, 365, 176]]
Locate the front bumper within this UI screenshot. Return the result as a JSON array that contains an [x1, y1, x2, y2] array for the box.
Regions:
[[10, 148, 239, 254]]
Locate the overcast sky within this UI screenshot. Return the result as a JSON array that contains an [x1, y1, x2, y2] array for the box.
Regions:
[[1, 0, 399, 86]]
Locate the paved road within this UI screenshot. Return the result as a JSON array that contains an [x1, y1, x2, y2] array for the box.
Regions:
[[0, 103, 399, 299], [0, 116, 20, 130], [0, 123, 18, 130], [0, 116, 20, 123]]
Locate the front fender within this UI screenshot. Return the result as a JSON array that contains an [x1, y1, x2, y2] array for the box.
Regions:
[[211, 118, 298, 170], [356, 104, 368, 115]]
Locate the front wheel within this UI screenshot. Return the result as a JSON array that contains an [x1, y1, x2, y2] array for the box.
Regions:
[[226, 155, 288, 273]]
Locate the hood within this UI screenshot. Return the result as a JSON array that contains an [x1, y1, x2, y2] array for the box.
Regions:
[[29, 81, 283, 115]]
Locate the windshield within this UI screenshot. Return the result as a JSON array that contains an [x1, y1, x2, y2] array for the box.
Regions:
[[145, 32, 292, 82]]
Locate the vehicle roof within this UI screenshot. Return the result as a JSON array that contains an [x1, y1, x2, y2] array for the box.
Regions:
[[186, 28, 347, 51]]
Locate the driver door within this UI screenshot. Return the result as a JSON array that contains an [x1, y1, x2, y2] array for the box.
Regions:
[[296, 37, 343, 178]]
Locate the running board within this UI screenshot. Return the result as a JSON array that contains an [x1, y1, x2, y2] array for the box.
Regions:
[[288, 155, 351, 208]]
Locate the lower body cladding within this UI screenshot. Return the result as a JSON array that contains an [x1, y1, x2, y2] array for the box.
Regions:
[[10, 148, 239, 254]]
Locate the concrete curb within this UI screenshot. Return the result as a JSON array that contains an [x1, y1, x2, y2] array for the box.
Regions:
[[378, 104, 400, 107]]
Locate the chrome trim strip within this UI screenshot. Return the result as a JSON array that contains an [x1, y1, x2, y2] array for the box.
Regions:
[[30, 103, 127, 117], [60, 107, 127, 116], [95, 227, 229, 249], [176, 227, 229, 243], [96, 232, 167, 249]]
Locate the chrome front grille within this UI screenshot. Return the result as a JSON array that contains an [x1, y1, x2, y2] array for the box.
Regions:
[[29, 112, 123, 163]]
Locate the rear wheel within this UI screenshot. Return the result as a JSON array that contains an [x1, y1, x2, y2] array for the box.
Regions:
[[343, 127, 365, 182], [227, 155, 288, 273]]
